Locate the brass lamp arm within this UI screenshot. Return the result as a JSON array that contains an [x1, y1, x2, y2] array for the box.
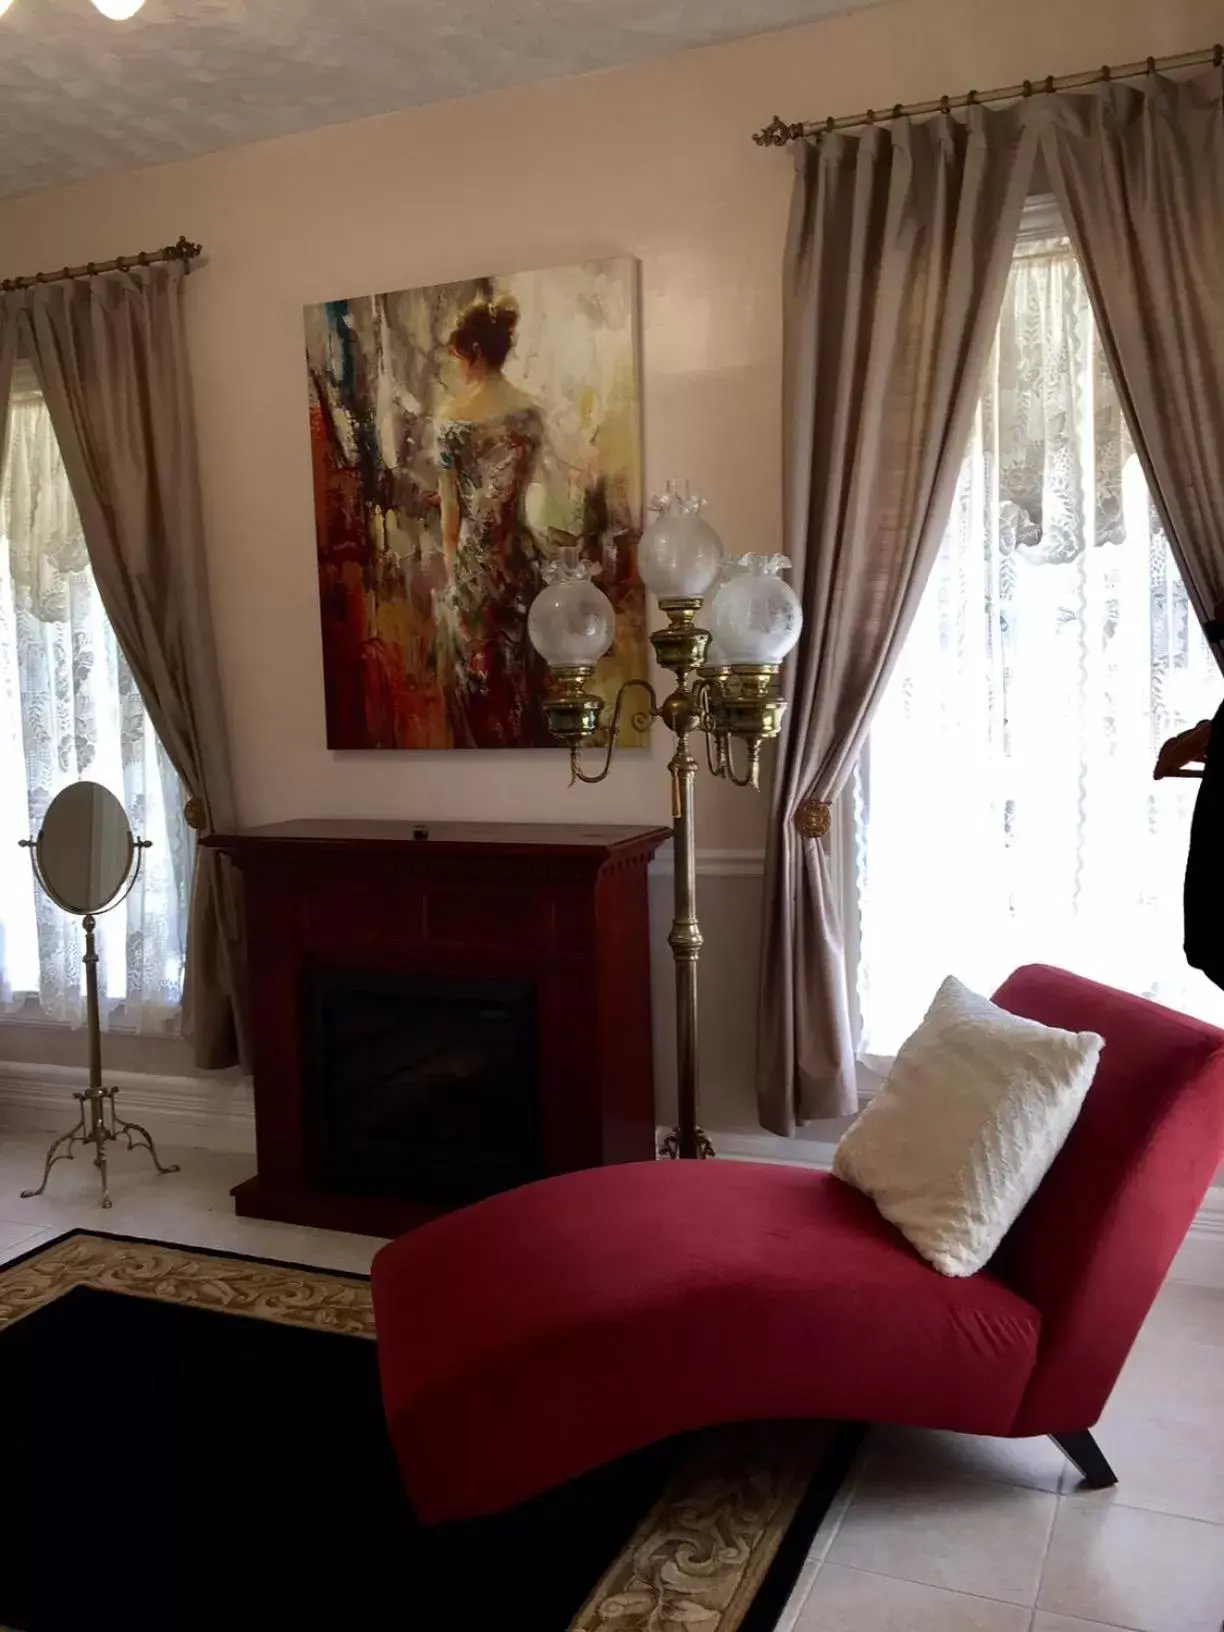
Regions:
[[720, 734, 763, 790], [570, 677, 659, 785], [694, 677, 729, 778], [693, 674, 766, 788]]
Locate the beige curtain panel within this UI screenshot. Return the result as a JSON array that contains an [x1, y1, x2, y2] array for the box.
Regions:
[[0, 318, 14, 491], [1038, 65, 1224, 635], [757, 106, 1037, 1133], [2, 266, 247, 1070]]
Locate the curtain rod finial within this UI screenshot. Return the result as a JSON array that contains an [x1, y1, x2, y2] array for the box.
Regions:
[[753, 114, 804, 146]]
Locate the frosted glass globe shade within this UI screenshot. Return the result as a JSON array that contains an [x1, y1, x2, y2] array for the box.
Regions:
[[638, 490, 724, 601], [706, 556, 803, 665], [702, 560, 747, 667], [92, 0, 146, 16], [0, 0, 14, 16], [528, 577, 616, 667]]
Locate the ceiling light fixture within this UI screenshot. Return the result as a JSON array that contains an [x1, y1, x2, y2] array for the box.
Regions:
[[0, 0, 148, 14]]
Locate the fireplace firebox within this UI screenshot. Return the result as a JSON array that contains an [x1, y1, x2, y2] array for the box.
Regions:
[[203, 820, 670, 1237], [306, 970, 541, 1204]]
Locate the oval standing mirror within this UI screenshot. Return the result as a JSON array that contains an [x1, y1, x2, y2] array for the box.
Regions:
[[18, 781, 179, 1211], [35, 780, 135, 915]]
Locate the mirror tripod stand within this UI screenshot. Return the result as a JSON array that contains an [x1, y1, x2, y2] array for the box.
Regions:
[[19, 781, 180, 1209]]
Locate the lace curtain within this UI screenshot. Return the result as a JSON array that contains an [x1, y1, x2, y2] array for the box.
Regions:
[[0, 380, 192, 1030], [852, 215, 1224, 1061]]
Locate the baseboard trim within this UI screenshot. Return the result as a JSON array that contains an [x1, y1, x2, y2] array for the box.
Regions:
[[1170, 1185, 1224, 1289], [708, 1127, 842, 1169], [0, 1060, 255, 1154]]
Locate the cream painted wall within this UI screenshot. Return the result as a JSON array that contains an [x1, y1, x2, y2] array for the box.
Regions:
[[0, 0, 1219, 1130]]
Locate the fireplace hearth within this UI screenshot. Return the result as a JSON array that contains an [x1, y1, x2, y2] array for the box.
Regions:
[[204, 820, 670, 1236]]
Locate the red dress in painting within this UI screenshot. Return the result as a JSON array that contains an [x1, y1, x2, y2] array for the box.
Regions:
[[436, 406, 548, 748]]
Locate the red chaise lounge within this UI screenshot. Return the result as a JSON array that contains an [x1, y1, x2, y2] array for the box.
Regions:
[[371, 964, 1224, 1523]]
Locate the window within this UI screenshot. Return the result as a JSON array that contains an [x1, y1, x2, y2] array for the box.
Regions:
[[0, 374, 192, 1031], [851, 204, 1224, 1062]]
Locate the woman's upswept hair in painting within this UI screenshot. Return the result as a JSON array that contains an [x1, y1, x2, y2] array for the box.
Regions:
[[447, 297, 520, 371]]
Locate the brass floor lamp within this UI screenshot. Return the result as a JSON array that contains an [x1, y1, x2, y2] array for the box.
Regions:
[[527, 487, 803, 1159]]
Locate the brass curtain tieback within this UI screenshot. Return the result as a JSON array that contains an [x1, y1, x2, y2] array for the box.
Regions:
[[795, 797, 831, 839], [183, 797, 207, 832]]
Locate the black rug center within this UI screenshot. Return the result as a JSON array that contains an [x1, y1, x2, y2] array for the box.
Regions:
[[0, 1284, 676, 1632]]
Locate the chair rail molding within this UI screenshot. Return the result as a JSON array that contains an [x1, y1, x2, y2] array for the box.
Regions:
[[650, 847, 766, 878]]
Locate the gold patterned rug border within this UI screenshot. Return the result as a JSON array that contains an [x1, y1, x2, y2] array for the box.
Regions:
[[572, 1421, 837, 1632], [0, 1233, 848, 1632], [0, 1230, 374, 1340]]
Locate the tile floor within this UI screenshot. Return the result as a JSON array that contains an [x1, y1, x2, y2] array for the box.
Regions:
[[0, 1129, 385, 1276], [1, 1128, 1222, 1632]]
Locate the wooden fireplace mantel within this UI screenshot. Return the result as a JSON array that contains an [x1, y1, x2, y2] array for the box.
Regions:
[[204, 819, 671, 1237]]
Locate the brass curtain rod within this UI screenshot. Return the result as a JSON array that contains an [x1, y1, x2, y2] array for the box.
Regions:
[[0, 234, 202, 294], [753, 41, 1223, 145]]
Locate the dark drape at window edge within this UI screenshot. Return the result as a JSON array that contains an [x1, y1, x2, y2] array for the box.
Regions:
[[0, 323, 14, 483], [761, 64, 1224, 1133], [0, 267, 248, 1071]]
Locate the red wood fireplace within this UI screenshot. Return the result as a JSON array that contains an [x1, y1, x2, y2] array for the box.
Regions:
[[204, 820, 670, 1237]]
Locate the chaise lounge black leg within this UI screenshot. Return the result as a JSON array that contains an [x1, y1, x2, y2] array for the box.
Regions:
[[1051, 1431, 1118, 1488]]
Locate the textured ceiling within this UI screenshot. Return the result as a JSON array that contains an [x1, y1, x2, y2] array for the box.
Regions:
[[0, 0, 881, 200]]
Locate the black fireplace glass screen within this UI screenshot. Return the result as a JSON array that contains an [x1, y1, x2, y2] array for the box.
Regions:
[[305, 970, 541, 1204]]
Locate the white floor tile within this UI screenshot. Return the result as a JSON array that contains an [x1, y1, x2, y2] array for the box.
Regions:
[[1085, 1409, 1224, 1524], [1135, 1278, 1224, 1349], [826, 1464, 1057, 1605], [1033, 1615, 1136, 1632], [795, 1564, 1031, 1630], [1110, 1335, 1223, 1431], [0, 1217, 53, 1263], [860, 1424, 1068, 1494], [0, 1132, 383, 1275], [1038, 1497, 1224, 1632]]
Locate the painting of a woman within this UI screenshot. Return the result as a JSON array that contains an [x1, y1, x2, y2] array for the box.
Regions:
[[434, 300, 548, 747], [305, 257, 645, 750]]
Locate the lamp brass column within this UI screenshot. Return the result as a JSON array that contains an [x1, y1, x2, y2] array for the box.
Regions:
[[528, 502, 803, 1160], [539, 601, 791, 1160]]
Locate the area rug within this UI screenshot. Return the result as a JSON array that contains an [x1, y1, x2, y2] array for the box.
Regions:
[[0, 1232, 863, 1632]]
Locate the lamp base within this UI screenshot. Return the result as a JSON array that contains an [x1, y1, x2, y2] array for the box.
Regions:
[[658, 1126, 717, 1160]]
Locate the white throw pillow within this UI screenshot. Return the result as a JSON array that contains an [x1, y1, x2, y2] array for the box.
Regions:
[[833, 975, 1103, 1277]]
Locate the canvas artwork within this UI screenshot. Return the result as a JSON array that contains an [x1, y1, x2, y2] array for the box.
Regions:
[[305, 256, 646, 750]]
